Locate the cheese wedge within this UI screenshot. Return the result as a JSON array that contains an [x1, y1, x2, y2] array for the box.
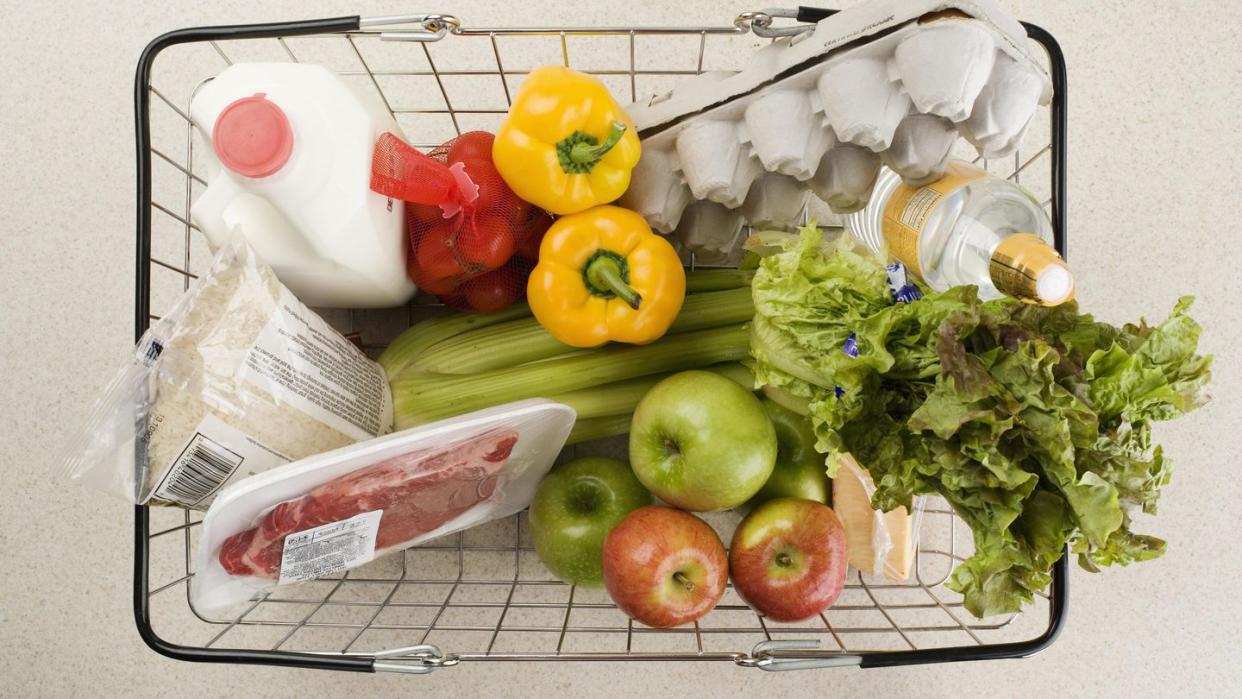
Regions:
[[831, 453, 915, 580]]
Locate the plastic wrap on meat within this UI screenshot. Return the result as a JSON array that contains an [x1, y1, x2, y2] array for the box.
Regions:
[[219, 429, 519, 578]]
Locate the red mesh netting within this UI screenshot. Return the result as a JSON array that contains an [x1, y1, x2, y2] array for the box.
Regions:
[[371, 131, 551, 312]]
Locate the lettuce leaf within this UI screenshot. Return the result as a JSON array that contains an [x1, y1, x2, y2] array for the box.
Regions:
[[749, 227, 1212, 617]]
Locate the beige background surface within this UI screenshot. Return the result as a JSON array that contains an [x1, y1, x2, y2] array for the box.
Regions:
[[2, 0, 1239, 696]]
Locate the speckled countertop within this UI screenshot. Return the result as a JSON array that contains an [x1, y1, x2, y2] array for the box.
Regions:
[[1, 0, 1238, 695]]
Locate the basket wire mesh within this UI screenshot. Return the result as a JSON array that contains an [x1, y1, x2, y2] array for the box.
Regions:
[[135, 9, 1066, 673]]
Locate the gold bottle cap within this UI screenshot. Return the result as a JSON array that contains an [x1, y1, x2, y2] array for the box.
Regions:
[[989, 233, 1075, 306]]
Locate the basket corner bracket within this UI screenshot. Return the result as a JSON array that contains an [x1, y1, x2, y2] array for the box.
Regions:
[[371, 644, 460, 674], [735, 640, 864, 672]]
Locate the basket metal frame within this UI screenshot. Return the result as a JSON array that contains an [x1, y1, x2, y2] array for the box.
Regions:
[[132, 7, 1069, 674]]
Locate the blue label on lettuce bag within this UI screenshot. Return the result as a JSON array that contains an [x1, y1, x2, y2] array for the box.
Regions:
[[842, 332, 859, 358], [886, 263, 923, 303]]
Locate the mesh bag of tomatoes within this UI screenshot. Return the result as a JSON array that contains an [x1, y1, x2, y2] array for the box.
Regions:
[[371, 131, 552, 313]]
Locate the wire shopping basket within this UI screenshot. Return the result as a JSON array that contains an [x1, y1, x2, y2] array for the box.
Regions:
[[133, 7, 1068, 674]]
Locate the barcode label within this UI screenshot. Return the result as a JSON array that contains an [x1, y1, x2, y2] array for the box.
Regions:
[[153, 433, 244, 507], [145, 414, 291, 509]]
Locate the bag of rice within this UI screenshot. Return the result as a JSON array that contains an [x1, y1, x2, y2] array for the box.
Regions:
[[60, 240, 392, 508]]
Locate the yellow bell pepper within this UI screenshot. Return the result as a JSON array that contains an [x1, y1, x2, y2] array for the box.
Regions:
[[527, 206, 685, 347], [493, 66, 641, 215]]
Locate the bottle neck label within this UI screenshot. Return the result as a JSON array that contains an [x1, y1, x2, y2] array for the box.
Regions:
[[880, 161, 988, 276], [989, 233, 1072, 305]]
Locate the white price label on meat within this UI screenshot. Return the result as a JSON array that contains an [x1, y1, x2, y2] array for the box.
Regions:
[[149, 414, 292, 507], [239, 288, 392, 441], [278, 510, 384, 586]]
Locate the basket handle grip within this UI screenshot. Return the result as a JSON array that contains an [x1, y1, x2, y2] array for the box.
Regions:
[[795, 6, 840, 23]]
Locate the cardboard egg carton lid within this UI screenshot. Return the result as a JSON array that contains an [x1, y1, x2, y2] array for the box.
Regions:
[[628, 0, 1052, 137]]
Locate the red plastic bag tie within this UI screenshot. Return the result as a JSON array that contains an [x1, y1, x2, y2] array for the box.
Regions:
[[441, 162, 479, 218], [370, 132, 477, 217]]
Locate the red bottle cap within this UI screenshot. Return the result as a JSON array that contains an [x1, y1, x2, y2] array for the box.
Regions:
[[212, 93, 293, 178]]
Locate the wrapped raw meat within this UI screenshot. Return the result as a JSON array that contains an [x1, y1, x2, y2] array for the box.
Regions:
[[219, 429, 518, 579], [192, 400, 574, 614]]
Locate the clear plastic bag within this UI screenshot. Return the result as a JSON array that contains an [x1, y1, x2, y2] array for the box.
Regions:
[[192, 399, 575, 615], [59, 239, 393, 508]]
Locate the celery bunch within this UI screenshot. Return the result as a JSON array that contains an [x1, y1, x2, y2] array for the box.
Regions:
[[383, 271, 755, 439], [411, 287, 753, 375]]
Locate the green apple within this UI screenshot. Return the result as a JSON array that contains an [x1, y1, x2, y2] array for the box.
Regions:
[[745, 399, 830, 509], [629, 370, 776, 511], [529, 456, 653, 587]]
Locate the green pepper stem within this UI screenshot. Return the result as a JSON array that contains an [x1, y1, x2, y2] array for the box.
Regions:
[[569, 121, 627, 165], [586, 254, 641, 310]]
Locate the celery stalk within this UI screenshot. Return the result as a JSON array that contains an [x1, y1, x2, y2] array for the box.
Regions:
[[711, 361, 757, 389], [566, 414, 633, 444], [760, 385, 811, 415], [684, 268, 755, 293], [552, 376, 663, 419], [382, 270, 751, 377], [410, 317, 569, 375], [392, 324, 750, 428], [549, 362, 751, 419], [560, 363, 757, 445], [411, 287, 754, 375], [377, 303, 530, 379]]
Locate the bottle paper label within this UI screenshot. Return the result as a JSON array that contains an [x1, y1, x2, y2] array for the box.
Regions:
[[880, 162, 989, 275]]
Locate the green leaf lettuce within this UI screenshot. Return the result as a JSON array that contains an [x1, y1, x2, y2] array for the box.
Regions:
[[748, 227, 1211, 617]]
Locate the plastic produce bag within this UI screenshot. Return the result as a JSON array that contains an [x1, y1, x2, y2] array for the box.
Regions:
[[370, 131, 552, 312], [192, 399, 575, 614], [59, 240, 392, 508]]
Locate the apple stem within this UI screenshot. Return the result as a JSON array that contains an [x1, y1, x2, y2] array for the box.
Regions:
[[776, 552, 793, 568], [662, 438, 681, 458], [673, 571, 695, 592]]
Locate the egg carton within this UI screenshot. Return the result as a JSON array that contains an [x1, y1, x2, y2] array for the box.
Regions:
[[619, 0, 1053, 238]]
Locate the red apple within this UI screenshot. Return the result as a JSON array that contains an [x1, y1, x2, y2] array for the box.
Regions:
[[729, 497, 848, 622], [602, 506, 728, 628]]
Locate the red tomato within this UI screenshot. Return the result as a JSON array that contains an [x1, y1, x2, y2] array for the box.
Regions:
[[461, 157, 534, 220], [407, 255, 459, 295], [461, 267, 522, 313], [410, 269, 457, 296], [456, 208, 517, 270], [406, 205, 464, 294], [406, 203, 442, 226], [516, 212, 553, 261], [447, 131, 496, 165], [414, 218, 466, 290], [458, 157, 498, 197], [413, 269, 460, 296]]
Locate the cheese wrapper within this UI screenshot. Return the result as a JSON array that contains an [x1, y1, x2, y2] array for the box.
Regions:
[[831, 453, 920, 580]]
